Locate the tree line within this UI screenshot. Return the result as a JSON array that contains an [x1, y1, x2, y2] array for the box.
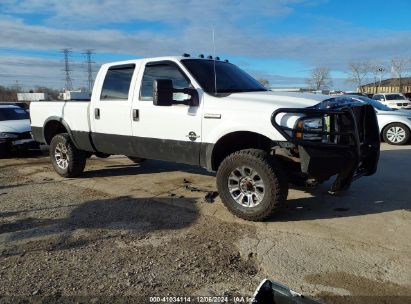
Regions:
[[306, 57, 411, 92], [257, 57, 411, 92], [0, 86, 60, 101]]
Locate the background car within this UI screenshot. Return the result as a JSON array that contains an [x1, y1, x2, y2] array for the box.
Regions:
[[372, 93, 411, 110], [403, 92, 411, 101], [334, 95, 411, 145], [0, 104, 38, 155]]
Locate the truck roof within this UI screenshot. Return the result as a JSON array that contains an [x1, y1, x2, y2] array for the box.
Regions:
[[101, 55, 225, 68]]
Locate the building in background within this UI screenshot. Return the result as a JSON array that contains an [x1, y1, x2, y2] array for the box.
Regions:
[[17, 92, 49, 101], [359, 77, 411, 94], [59, 90, 91, 101]]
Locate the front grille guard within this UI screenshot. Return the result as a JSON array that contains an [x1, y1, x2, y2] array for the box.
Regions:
[[271, 106, 361, 152], [271, 105, 380, 192]]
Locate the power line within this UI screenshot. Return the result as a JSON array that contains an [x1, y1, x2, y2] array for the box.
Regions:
[[83, 49, 95, 92], [61, 48, 73, 90]]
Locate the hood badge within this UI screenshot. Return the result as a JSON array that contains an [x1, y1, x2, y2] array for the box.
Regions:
[[187, 131, 200, 142]]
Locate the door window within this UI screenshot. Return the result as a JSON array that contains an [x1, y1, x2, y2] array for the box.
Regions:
[[140, 62, 190, 100]]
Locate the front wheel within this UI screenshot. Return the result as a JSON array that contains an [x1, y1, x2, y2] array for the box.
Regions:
[[383, 123, 410, 145], [216, 149, 288, 221], [49, 133, 86, 177]]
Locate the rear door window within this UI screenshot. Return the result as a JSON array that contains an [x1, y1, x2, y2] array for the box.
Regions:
[[100, 64, 135, 100]]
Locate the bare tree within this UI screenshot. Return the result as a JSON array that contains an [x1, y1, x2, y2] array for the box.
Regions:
[[391, 57, 410, 92], [258, 78, 270, 87], [305, 67, 332, 90], [346, 61, 370, 92]]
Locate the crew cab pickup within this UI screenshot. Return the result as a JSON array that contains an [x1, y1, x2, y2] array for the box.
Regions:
[[30, 55, 380, 221]]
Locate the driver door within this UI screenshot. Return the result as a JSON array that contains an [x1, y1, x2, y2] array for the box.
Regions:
[[130, 60, 202, 165]]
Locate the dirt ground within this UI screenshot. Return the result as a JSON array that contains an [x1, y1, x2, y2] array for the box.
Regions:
[[0, 143, 410, 303]]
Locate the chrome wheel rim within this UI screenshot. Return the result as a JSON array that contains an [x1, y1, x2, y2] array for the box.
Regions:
[[387, 126, 406, 143], [228, 166, 265, 207], [54, 143, 69, 169]]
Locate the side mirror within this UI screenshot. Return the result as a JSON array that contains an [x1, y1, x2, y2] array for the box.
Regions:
[[153, 79, 173, 106], [184, 88, 199, 107], [153, 79, 199, 107]]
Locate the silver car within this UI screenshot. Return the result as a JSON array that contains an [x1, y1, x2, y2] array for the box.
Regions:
[[0, 104, 38, 155], [333, 95, 411, 145]]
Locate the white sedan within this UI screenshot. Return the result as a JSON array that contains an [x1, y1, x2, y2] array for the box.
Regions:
[[0, 104, 38, 155], [372, 93, 411, 110], [334, 95, 411, 145]]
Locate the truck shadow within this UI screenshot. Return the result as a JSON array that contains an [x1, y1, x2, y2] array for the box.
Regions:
[[269, 148, 411, 222], [0, 196, 199, 256], [83, 159, 214, 177]]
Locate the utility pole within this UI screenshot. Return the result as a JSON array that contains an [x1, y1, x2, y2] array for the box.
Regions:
[[83, 49, 95, 92], [13, 80, 21, 93], [61, 48, 73, 91], [378, 67, 385, 93]]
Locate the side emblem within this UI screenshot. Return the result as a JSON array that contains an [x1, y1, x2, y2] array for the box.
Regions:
[[187, 131, 200, 142]]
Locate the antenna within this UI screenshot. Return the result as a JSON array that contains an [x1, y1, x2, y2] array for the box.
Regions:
[[83, 49, 95, 92], [61, 48, 73, 90], [212, 28, 217, 95]]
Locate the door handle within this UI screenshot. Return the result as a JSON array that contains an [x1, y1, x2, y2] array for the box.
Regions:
[[133, 109, 139, 121], [95, 108, 100, 119]]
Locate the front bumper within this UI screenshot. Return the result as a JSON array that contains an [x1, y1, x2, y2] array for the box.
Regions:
[[389, 104, 411, 110], [0, 132, 38, 150], [272, 104, 380, 192]]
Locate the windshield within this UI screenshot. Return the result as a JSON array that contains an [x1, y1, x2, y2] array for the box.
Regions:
[[0, 107, 30, 121], [181, 59, 266, 95], [386, 94, 405, 100], [349, 96, 395, 111]]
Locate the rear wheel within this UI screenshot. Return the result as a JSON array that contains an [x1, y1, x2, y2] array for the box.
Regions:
[[383, 123, 410, 145], [50, 133, 86, 177], [216, 149, 288, 221]]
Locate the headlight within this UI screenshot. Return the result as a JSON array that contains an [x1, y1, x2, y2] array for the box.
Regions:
[[295, 117, 325, 141], [0, 132, 18, 140]]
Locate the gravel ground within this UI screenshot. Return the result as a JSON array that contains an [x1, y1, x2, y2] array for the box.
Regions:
[[0, 144, 410, 304], [0, 152, 260, 303]]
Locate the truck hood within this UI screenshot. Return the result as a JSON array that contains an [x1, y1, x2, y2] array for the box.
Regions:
[[0, 119, 31, 133], [221, 91, 329, 109]]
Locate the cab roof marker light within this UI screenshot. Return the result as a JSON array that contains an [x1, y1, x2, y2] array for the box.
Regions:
[[215, 56, 220, 60], [182, 53, 191, 57], [207, 55, 213, 59], [198, 54, 204, 58], [224, 59, 229, 63]]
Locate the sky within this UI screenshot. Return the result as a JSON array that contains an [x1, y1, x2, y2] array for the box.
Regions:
[[0, 0, 410, 91]]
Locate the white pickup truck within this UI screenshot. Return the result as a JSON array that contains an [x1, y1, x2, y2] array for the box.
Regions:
[[30, 55, 380, 221]]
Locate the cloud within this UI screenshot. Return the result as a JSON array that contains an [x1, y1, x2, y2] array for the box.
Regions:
[[0, 55, 99, 89], [1, 15, 410, 68], [0, 0, 410, 90], [0, 0, 309, 26]]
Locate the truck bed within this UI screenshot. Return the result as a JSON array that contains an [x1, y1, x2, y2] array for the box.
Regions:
[[30, 100, 91, 143]]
